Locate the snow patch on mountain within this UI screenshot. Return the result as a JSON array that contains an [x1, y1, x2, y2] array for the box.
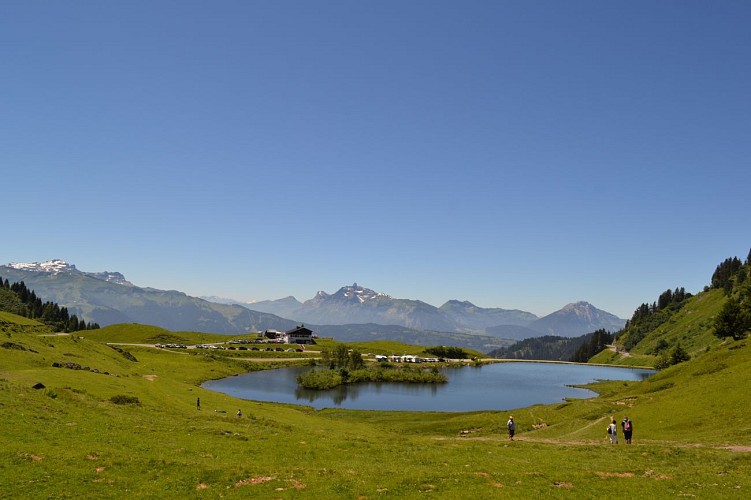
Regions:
[[4, 260, 133, 286], [7, 259, 77, 274], [338, 283, 390, 302], [86, 271, 133, 286]]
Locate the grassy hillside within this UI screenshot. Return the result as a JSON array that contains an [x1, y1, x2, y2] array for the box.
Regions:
[[2, 312, 751, 498], [0, 310, 48, 328], [82, 323, 258, 345], [590, 288, 728, 368], [626, 289, 726, 357]]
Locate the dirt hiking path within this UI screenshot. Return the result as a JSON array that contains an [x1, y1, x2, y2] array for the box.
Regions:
[[436, 415, 751, 452], [435, 434, 751, 452]]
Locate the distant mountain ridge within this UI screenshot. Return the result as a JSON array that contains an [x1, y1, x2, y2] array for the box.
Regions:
[[1, 261, 627, 343], [529, 301, 626, 337], [246, 283, 626, 337], [438, 300, 538, 331], [6, 259, 133, 286], [247, 283, 534, 332], [0, 260, 296, 334]]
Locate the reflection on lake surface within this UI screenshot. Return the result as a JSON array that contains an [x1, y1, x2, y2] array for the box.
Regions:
[[201, 362, 654, 412]]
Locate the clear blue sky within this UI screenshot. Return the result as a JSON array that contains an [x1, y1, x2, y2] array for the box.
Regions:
[[2, 1, 749, 318]]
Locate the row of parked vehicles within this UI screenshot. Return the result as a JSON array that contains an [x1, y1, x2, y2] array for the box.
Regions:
[[154, 342, 304, 352]]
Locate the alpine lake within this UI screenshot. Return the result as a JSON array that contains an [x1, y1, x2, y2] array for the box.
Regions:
[[202, 361, 654, 412]]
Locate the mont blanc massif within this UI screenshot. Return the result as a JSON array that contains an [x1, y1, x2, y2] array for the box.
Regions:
[[0, 260, 626, 353]]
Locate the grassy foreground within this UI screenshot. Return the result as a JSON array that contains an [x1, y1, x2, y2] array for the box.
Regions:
[[2, 314, 750, 498]]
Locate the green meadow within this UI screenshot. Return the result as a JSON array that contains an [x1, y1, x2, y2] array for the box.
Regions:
[[2, 312, 750, 499]]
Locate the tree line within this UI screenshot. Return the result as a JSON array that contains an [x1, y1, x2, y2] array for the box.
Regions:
[[491, 334, 588, 361], [569, 329, 614, 363], [0, 276, 99, 333], [713, 249, 751, 341], [616, 286, 693, 351]]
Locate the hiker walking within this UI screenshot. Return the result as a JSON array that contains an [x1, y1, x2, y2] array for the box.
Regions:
[[196, 397, 200, 410], [237, 409, 243, 418], [607, 417, 619, 444], [507, 416, 516, 440], [622, 416, 633, 444]]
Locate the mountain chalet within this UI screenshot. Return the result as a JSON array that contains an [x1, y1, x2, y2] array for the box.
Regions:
[[264, 325, 316, 345]]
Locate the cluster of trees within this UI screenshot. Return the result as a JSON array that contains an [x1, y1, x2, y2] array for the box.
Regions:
[[491, 329, 616, 363], [617, 287, 692, 351], [711, 255, 746, 294], [320, 344, 364, 370], [424, 346, 468, 359], [713, 250, 751, 341], [626, 287, 691, 326], [296, 363, 446, 390], [0, 277, 99, 333], [300, 343, 447, 389], [491, 334, 588, 361], [569, 329, 614, 363]]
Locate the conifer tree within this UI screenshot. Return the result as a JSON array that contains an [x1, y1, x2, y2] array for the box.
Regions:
[[670, 343, 690, 364], [714, 298, 748, 340]]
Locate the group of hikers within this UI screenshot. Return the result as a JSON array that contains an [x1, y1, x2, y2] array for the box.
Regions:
[[607, 416, 633, 444], [504, 415, 634, 444]]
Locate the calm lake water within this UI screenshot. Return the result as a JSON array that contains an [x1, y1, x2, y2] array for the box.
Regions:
[[202, 362, 654, 412]]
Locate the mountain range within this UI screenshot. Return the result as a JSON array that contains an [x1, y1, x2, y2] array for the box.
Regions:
[[228, 284, 538, 333], [241, 283, 625, 338], [0, 261, 626, 348], [0, 260, 297, 334]]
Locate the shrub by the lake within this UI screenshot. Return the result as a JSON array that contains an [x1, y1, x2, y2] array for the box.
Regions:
[[297, 365, 447, 390], [296, 369, 344, 389]]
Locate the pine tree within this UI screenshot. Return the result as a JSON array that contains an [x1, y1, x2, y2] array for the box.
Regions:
[[657, 289, 673, 309], [712, 257, 743, 293], [714, 298, 748, 340], [670, 343, 690, 364]]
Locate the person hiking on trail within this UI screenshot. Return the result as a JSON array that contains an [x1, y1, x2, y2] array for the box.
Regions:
[[237, 409, 243, 418], [607, 417, 619, 444], [507, 416, 515, 440], [622, 416, 633, 444], [196, 397, 200, 410]]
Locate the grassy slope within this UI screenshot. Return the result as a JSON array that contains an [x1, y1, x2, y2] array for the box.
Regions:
[[82, 323, 259, 345], [2, 310, 751, 498], [628, 289, 726, 357], [589, 289, 726, 367]]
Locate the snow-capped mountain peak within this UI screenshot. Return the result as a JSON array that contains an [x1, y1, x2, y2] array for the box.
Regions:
[[4, 260, 133, 286], [6, 259, 78, 274], [337, 283, 389, 303]]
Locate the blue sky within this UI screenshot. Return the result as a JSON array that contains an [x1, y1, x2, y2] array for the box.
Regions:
[[2, 1, 749, 318]]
